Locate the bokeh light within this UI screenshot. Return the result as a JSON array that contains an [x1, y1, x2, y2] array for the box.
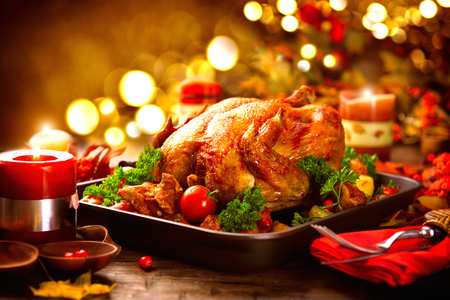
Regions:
[[367, 3, 387, 23], [281, 15, 299, 32], [301, 44, 317, 59], [323, 55, 336, 68], [135, 104, 166, 135], [276, 0, 297, 15], [126, 121, 142, 138], [66, 99, 99, 135], [372, 23, 389, 39], [244, 1, 263, 21], [207, 36, 239, 71], [297, 60, 310, 72], [438, 0, 450, 8], [99, 98, 115, 115], [105, 127, 125, 146], [330, 0, 347, 11], [119, 70, 157, 107], [420, 0, 438, 19]]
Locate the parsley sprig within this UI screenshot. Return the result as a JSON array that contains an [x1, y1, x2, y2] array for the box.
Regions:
[[291, 212, 321, 226], [296, 155, 359, 222], [83, 145, 162, 206], [218, 187, 266, 233], [319, 168, 359, 211], [341, 146, 378, 179]]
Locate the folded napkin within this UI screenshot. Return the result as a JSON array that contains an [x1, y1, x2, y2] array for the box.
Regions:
[[310, 225, 450, 286]]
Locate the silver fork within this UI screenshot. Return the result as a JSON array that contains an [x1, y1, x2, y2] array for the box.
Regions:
[[311, 224, 436, 254]]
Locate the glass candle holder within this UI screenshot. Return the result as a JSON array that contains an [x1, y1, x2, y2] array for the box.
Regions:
[[339, 90, 396, 161]]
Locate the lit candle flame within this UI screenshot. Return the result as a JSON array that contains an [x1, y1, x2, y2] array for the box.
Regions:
[[33, 147, 40, 161]]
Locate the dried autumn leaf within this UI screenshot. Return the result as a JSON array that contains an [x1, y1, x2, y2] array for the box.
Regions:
[[29, 271, 116, 300]]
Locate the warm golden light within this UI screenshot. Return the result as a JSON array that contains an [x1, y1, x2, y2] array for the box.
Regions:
[[105, 127, 125, 146], [362, 14, 376, 30], [437, 0, 450, 8], [277, 0, 297, 15], [420, 0, 438, 18], [372, 23, 389, 39], [297, 60, 310, 72], [330, 0, 347, 11], [119, 70, 156, 107], [411, 48, 425, 66], [135, 105, 165, 135], [301, 44, 316, 59], [66, 99, 99, 135], [323, 55, 336, 68], [244, 1, 263, 21], [99, 98, 115, 115], [367, 3, 387, 22], [207, 36, 239, 71], [126, 121, 142, 138], [392, 28, 407, 43], [281, 15, 298, 32]]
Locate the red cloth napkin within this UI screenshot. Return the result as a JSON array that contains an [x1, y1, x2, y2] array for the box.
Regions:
[[310, 226, 450, 286]]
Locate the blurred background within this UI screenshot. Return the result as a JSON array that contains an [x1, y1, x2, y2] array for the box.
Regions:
[[1, 0, 449, 161]]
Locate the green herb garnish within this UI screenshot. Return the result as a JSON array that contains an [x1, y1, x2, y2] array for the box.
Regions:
[[83, 145, 162, 206], [341, 146, 378, 179], [291, 211, 321, 226], [297, 156, 335, 193], [124, 145, 162, 185], [294, 155, 360, 225], [319, 168, 359, 211], [218, 187, 266, 233]]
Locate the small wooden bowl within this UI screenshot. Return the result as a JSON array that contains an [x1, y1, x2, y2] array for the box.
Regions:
[[0, 241, 39, 275], [38, 240, 118, 276]]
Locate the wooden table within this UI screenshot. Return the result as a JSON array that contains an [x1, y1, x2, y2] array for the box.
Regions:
[[2, 144, 450, 299]]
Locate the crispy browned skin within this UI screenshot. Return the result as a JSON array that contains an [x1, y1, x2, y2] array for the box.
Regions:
[[117, 173, 182, 217], [152, 86, 345, 212]]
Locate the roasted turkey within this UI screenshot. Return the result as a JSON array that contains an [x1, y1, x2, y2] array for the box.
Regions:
[[152, 86, 345, 212]]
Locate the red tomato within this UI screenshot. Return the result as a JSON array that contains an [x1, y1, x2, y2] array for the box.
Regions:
[[180, 185, 218, 223], [139, 256, 153, 270], [74, 249, 89, 258]]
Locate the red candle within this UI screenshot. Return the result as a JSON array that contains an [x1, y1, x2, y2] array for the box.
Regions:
[[0, 150, 77, 244], [339, 90, 396, 161], [0, 149, 76, 200]]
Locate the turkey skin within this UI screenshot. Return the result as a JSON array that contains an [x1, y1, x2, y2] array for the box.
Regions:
[[152, 86, 345, 212]]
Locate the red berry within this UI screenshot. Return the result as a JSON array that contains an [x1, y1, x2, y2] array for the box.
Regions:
[[257, 217, 272, 229], [322, 199, 335, 211], [74, 249, 89, 258], [428, 153, 436, 163], [412, 173, 422, 182], [139, 256, 153, 270]]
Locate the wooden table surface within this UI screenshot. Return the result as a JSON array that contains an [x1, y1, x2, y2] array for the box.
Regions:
[[2, 144, 450, 299]]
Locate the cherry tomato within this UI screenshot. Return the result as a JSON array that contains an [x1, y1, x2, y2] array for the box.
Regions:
[[139, 256, 153, 270], [74, 249, 89, 258], [180, 185, 218, 223]]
